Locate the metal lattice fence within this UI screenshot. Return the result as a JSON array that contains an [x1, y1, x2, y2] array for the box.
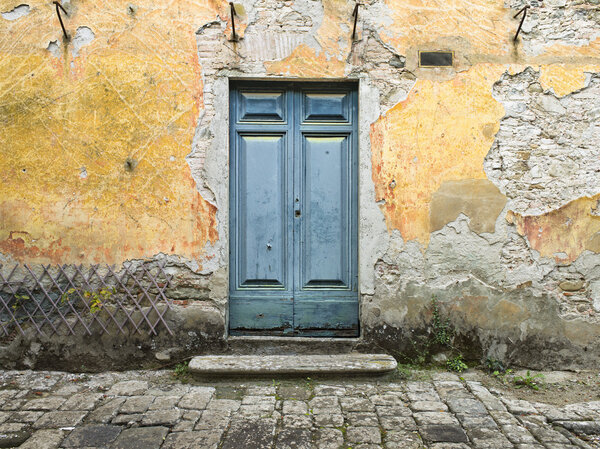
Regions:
[[0, 263, 174, 339]]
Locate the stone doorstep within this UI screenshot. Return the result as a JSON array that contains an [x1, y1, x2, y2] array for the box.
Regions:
[[225, 336, 361, 355], [188, 353, 397, 375]]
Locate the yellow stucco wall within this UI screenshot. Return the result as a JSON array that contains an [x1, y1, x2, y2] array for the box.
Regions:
[[1, 0, 599, 266], [371, 64, 506, 244], [367, 0, 600, 257], [0, 0, 225, 265]]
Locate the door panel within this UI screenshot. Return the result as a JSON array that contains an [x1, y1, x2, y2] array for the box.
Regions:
[[229, 297, 293, 334], [293, 297, 358, 336], [300, 135, 350, 289], [230, 81, 358, 336], [303, 92, 351, 122], [238, 91, 286, 122], [237, 134, 286, 288]]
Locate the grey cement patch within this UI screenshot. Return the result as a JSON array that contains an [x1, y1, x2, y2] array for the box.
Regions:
[[357, 78, 390, 296], [364, 273, 600, 370]]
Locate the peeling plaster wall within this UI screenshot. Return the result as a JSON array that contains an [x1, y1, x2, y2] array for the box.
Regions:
[[486, 68, 600, 216], [1, 0, 600, 369]]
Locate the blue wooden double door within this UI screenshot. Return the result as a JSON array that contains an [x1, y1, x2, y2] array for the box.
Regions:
[[229, 81, 359, 336]]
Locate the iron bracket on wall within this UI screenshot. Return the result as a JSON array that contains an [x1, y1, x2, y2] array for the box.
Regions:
[[53, 1, 69, 41], [352, 3, 362, 41], [229, 2, 238, 42], [513, 5, 530, 42]]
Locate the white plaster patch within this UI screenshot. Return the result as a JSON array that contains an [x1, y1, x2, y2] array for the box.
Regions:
[[47, 40, 60, 58], [591, 280, 600, 312], [241, 32, 307, 62], [366, 1, 395, 29], [358, 79, 389, 295], [72, 26, 95, 57], [1, 4, 30, 21], [545, 0, 567, 6], [536, 94, 566, 115]]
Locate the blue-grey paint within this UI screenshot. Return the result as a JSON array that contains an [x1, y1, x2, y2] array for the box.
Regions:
[[229, 81, 358, 336]]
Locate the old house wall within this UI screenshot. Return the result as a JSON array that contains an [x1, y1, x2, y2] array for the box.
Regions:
[[0, 0, 599, 369]]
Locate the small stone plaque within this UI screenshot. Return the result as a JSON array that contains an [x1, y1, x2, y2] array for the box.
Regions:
[[419, 51, 453, 67]]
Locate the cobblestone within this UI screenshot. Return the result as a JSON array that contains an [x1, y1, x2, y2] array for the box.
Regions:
[[61, 424, 122, 447], [120, 395, 155, 413], [0, 369, 598, 448]]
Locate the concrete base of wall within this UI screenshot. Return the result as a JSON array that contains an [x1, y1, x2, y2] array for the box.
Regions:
[[2, 274, 600, 372]]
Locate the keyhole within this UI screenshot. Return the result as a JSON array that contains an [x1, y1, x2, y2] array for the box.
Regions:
[[295, 210, 301, 217], [266, 243, 272, 250]]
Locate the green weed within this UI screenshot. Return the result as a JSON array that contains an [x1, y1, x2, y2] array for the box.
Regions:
[[173, 361, 190, 382], [513, 371, 544, 391], [446, 355, 468, 373]]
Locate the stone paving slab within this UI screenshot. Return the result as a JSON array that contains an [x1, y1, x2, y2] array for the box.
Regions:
[[188, 353, 398, 375], [0, 369, 598, 448]]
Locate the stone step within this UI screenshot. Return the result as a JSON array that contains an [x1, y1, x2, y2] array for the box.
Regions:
[[225, 336, 362, 355], [188, 353, 397, 376]]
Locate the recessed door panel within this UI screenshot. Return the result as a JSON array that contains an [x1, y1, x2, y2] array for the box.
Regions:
[[238, 91, 286, 122], [301, 135, 350, 289], [293, 297, 358, 336], [303, 92, 350, 122], [237, 134, 286, 288]]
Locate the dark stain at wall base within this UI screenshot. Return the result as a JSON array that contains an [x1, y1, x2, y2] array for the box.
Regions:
[[362, 277, 600, 371]]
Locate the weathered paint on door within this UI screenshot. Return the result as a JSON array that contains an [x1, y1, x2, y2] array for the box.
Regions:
[[229, 81, 358, 336]]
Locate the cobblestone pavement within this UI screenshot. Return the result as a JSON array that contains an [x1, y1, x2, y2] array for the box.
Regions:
[[0, 369, 599, 448]]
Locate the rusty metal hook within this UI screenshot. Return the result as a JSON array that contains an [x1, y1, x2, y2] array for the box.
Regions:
[[351, 3, 361, 41], [53, 1, 69, 41], [229, 2, 237, 42], [513, 5, 529, 42]]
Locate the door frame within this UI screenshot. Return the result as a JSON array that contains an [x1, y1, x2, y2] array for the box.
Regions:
[[226, 78, 361, 338]]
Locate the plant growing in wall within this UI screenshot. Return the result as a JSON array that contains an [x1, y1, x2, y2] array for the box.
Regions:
[[446, 355, 468, 373], [386, 296, 469, 373], [428, 297, 470, 372], [430, 296, 453, 346], [61, 287, 115, 314], [11, 294, 30, 311]]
